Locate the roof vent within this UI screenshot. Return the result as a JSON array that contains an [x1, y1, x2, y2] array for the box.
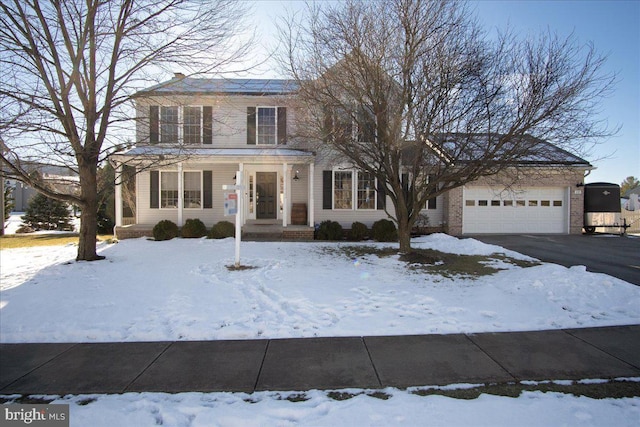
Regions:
[[174, 72, 185, 79]]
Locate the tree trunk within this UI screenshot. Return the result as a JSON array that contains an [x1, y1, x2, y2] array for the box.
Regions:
[[76, 161, 104, 261], [398, 218, 412, 254]]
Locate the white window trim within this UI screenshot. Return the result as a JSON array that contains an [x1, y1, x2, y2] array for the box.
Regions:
[[158, 106, 204, 145], [332, 168, 377, 211], [256, 106, 278, 145], [158, 170, 203, 210]]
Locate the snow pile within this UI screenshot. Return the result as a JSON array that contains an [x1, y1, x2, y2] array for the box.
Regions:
[[1, 235, 639, 343], [46, 388, 640, 427]]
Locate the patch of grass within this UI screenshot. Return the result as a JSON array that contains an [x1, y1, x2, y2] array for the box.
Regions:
[[0, 234, 114, 250], [329, 245, 540, 279], [411, 378, 640, 399], [226, 264, 258, 271]]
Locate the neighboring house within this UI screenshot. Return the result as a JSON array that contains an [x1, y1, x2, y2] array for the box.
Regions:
[[621, 186, 640, 233], [6, 165, 80, 212], [111, 75, 591, 239]]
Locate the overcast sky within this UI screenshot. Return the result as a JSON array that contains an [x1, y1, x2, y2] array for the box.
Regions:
[[247, 0, 639, 185]]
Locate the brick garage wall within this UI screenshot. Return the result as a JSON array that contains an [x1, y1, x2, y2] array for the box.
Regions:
[[444, 169, 586, 236]]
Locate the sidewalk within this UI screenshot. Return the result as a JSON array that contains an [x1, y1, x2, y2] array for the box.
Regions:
[[1, 325, 639, 395]]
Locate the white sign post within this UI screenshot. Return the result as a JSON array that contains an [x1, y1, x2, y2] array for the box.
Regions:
[[222, 172, 244, 267]]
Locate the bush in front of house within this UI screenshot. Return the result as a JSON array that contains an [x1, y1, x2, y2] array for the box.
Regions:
[[181, 218, 207, 238], [316, 220, 343, 240], [22, 193, 73, 231], [208, 220, 235, 239], [153, 219, 179, 241], [349, 221, 369, 241], [372, 219, 398, 242]]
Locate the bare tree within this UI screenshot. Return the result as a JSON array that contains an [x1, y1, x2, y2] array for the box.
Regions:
[[280, 0, 615, 252], [0, 0, 252, 260]]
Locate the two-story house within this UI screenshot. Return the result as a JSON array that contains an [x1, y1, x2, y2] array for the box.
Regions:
[[111, 75, 591, 239]]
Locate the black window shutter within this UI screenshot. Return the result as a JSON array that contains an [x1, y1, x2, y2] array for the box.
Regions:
[[323, 170, 332, 209], [377, 178, 386, 210], [203, 106, 212, 145], [427, 174, 436, 209], [247, 107, 256, 145], [203, 170, 213, 208], [277, 107, 287, 144], [149, 106, 159, 144], [150, 170, 159, 208]]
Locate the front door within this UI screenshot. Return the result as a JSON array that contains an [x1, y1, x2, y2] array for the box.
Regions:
[[256, 172, 277, 219]]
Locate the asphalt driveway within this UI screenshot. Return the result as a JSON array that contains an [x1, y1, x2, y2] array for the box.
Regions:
[[473, 234, 640, 286]]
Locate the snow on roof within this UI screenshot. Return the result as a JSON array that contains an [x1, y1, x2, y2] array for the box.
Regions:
[[136, 78, 299, 96]]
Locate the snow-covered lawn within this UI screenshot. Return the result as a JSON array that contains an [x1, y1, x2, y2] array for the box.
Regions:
[[1, 234, 639, 343], [2, 233, 639, 426]]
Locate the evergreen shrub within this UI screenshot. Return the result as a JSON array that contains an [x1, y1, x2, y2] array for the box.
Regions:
[[372, 219, 398, 242], [153, 219, 179, 241], [208, 220, 235, 239]]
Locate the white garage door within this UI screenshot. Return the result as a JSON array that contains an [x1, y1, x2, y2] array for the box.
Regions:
[[463, 186, 568, 234]]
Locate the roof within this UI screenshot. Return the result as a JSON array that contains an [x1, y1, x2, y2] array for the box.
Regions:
[[136, 77, 299, 96], [622, 186, 640, 198], [433, 133, 591, 166]]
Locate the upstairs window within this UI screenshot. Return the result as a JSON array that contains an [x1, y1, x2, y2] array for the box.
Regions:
[[257, 107, 277, 144], [323, 105, 376, 143], [160, 106, 179, 144], [247, 106, 287, 145], [149, 105, 212, 145], [183, 107, 202, 145]]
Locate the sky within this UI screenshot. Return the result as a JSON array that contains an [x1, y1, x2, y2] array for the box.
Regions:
[[247, 0, 639, 186]]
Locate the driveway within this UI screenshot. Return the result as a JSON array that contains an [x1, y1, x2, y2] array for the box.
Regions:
[[472, 234, 640, 286]]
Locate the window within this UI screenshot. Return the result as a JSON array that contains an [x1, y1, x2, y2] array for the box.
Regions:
[[478, 200, 488, 206], [357, 172, 376, 210], [324, 105, 376, 142], [183, 172, 202, 208], [334, 171, 353, 209], [504, 200, 513, 206], [183, 107, 202, 145], [160, 172, 178, 208], [160, 107, 179, 144], [541, 200, 550, 207], [491, 200, 501, 206], [257, 107, 277, 144], [152, 106, 208, 145], [529, 200, 538, 207], [553, 200, 563, 207], [465, 200, 475, 206], [516, 200, 526, 207]]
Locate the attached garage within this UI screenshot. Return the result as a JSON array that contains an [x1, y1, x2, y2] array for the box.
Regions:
[[462, 186, 569, 234]]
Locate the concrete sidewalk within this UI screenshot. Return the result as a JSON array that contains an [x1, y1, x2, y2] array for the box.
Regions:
[[1, 325, 639, 395]]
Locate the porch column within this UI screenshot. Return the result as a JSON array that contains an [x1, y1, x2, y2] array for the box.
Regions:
[[114, 163, 123, 227], [308, 162, 315, 227], [282, 163, 288, 227], [177, 162, 184, 226], [239, 162, 245, 225]]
